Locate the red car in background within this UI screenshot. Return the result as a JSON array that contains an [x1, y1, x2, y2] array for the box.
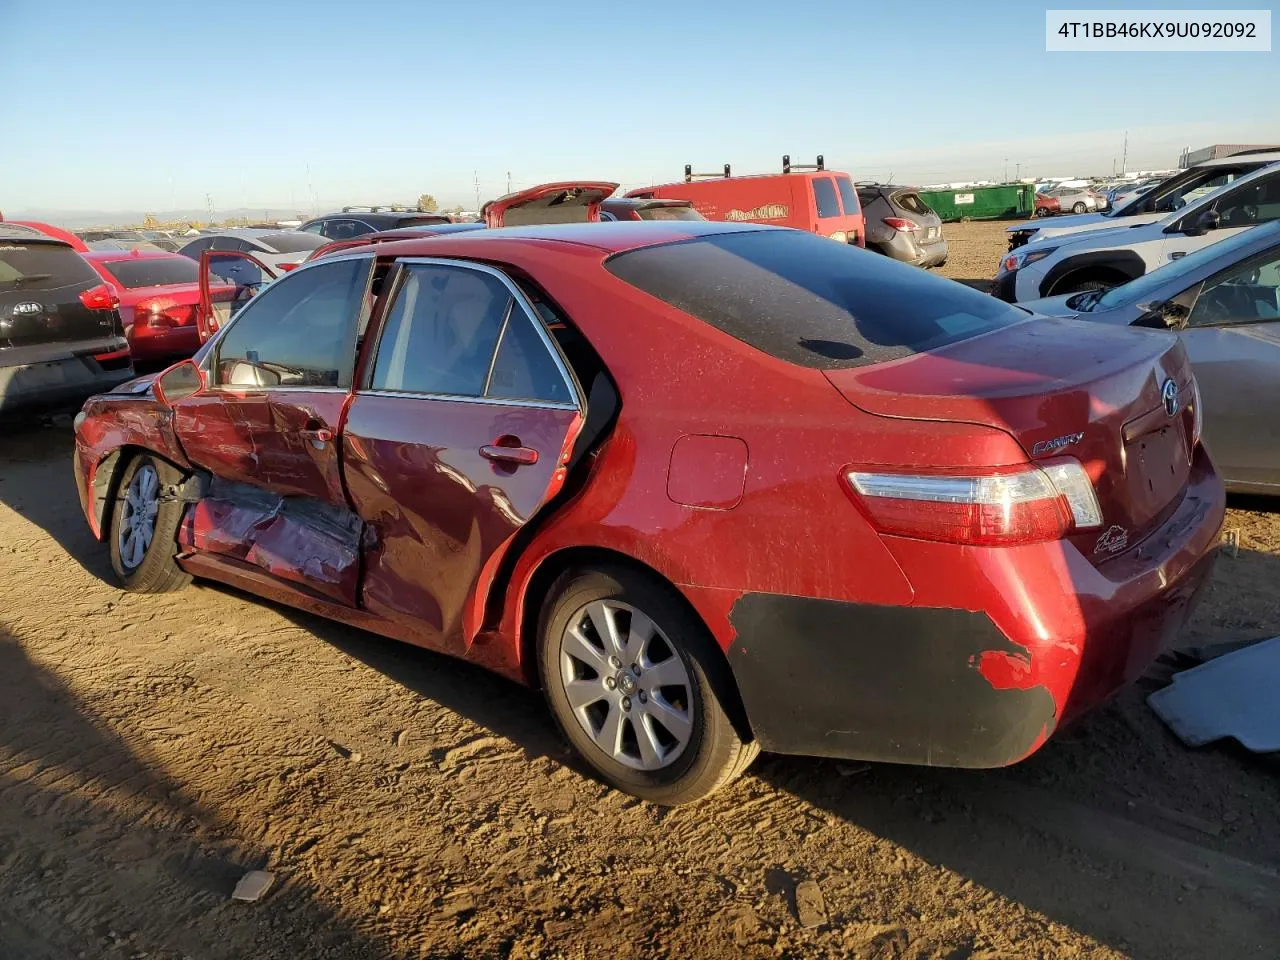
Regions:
[[1034, 192, 1061, 218], [84, 249, 231, 364], [72, 222, 1223, 805], [627, 155, 867, 247]]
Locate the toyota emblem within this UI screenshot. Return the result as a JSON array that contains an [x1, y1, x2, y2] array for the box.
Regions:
[[1161, 379, 1179, 417]]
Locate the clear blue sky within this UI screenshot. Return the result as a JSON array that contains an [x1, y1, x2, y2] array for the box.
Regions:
[[2, 0, 1276, 218]]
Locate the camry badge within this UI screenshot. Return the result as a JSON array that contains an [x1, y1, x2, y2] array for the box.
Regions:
[[1161, 379, 1179, 417], [1031, 432, 1084, 456], [11, 301, 42, 316]]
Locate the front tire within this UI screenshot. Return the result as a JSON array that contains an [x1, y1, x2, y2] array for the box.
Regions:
[[108, 454, 192, 593], [538, 567, 758, 805]]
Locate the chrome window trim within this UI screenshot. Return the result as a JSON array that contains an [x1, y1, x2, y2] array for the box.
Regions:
[[357, 388, 577, 411], [373, 256, 583, 410], [207, 251, 376, 389]]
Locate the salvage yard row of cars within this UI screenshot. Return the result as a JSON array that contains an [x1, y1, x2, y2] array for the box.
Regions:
[[8, 148, 1280, 803]]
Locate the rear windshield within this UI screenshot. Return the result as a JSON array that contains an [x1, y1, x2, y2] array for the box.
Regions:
[[394, 215, 452, 227], [835, 176, 861, 215], [636, 205, 704, 221], [258, 232, 329, 254], [0, 243, 98, 292], [812, 178, 841, 218], [100, 256, 199, 288], [605, 230, 1026, 370], [893, 191, 932, 216]]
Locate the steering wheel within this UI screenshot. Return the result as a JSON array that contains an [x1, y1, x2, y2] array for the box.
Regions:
[[1242, 203, 1260, 223]]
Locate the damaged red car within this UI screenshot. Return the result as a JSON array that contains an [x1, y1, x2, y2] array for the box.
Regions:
[[71, 221, 1224, 804]]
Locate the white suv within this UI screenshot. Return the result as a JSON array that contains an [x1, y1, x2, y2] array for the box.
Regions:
[[994, 162, 1280, 303], [1005, 151, 1280, 253]]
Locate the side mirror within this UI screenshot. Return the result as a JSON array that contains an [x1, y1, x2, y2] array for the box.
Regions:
[[1183, 209, 1220, 237], [153, 359, 204, 406]]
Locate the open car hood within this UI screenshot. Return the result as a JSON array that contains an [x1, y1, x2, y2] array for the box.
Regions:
[[482, 181, 618, 228]]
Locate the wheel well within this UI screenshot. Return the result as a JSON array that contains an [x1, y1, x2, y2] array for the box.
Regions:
[[517, 546, 755, 743], [94, 446, 188, 541]]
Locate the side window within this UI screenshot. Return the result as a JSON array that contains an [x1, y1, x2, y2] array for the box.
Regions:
[[181, 237, 213, 257], [214, 258, 370, 388], [370, 264, 571, 404], [1215, 175, 1280, 228], [835, 176, 861, 215], [812, 177, 841, 219], [324, 220, 368, 240], [1187, 251, 1280, 328], [298, 221, 325, 235]]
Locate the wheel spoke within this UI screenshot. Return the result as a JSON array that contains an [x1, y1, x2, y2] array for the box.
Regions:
[[593, 703, 624, 758], [642, 655, 688, 690], [646, 692, 692, 745], [564, 678, 604, 711], [634, 713, 665, 768], [623, 609, 655, 664], [561, 625, 607, 674], [585, 601, 626, 658]]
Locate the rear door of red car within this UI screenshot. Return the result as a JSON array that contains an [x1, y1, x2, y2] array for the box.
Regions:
[[342, 257, 584, 653], [173, 255, 374, 603]]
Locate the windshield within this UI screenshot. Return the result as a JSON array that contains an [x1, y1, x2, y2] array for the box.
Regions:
[[100, 256, 200, 288], [1117, 168, 1251, 218], [636, 205, 704, 221], [258, 232, 329, 254], [0, 242, 98, 291], [605, 230, 1026, 370], [1095, 224, 1280, 309]]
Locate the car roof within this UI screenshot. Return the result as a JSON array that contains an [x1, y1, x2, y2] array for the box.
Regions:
[[0, 224, 69, 246], [82, 248, 184, 262], [1197, 151, 1280, 168], [339, 219, 779, 257]]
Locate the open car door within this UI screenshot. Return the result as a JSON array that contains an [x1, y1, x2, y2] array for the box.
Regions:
[[196, 249, 281, 343], [482, 181, 619, 228]]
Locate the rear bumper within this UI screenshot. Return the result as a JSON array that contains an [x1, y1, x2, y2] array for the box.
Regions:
[[882, 233, 949, 267], [0, 348, 134, 415], [126, 324, 200, 363], [722, 449, 1225, 768]]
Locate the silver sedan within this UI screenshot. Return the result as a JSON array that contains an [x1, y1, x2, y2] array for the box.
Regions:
[[1022, 220, 1280, 493]]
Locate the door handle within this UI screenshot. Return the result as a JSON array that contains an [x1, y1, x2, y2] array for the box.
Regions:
[[480, 442, 539, 466], [1170, 251, 1187, 260]]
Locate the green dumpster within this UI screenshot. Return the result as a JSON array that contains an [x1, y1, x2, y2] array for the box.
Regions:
[[917, 185, 1034, 222]]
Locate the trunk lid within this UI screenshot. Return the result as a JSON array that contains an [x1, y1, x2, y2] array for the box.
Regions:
[[0, 238, 119, 352], [825, 318, 1197, 563], [483, 181, 618, 228]]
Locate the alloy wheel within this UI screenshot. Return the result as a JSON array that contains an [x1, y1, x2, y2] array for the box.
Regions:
[[559, 599, 695, 771], [117, 464, 160, 571]]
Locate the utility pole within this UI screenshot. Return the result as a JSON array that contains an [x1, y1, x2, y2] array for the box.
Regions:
[[474, 170, 480, 212], [205, 193, 213, 222], [1121, 130, 1128, 174], [507, 171, 511, 193], [1004, 158, 1009, 182], [1015, 162, 1020, 181]]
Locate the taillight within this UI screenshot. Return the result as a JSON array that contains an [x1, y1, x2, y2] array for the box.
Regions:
[[882, 217, 919, 232], [844, 459, 1102, 546], [79, 284, 118, 311], [135, 298, 196, 328], [278, 262, 297, 272]]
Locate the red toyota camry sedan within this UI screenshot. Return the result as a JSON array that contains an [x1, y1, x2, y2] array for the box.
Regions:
[[71, 222, 1224, 804]]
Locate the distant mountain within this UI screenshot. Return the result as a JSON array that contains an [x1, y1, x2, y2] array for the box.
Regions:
[[3, 207, 316, 228]]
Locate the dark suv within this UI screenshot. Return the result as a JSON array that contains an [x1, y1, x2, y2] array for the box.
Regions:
[[855, 184, 947, 268], [0, 225, 133, 414], [297, 207, 454, 242]]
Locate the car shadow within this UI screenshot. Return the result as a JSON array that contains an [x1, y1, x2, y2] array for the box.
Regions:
[[0, 420, 114, 582], [0, 621, 401, 960]]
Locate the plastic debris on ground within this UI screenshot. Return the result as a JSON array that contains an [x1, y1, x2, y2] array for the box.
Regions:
[[1147, 636, 1280, 753]]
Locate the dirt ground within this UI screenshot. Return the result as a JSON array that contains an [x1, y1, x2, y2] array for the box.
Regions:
[[2, 222, 1279, 960]]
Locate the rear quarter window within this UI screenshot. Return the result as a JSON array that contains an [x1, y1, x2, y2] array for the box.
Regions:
[[100, 257, 199, 288], [604, 230, 1026, 370], [812, 178, 841, 219], [0, 243, 98, 291], [894, 192, 932, 216], [835, 176, 861, 215]]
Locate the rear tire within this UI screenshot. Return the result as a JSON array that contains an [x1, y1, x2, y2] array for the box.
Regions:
[[1072, 202, 1088, 214], [108, 453, 192, 593], [538, 566, 757, 805]]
